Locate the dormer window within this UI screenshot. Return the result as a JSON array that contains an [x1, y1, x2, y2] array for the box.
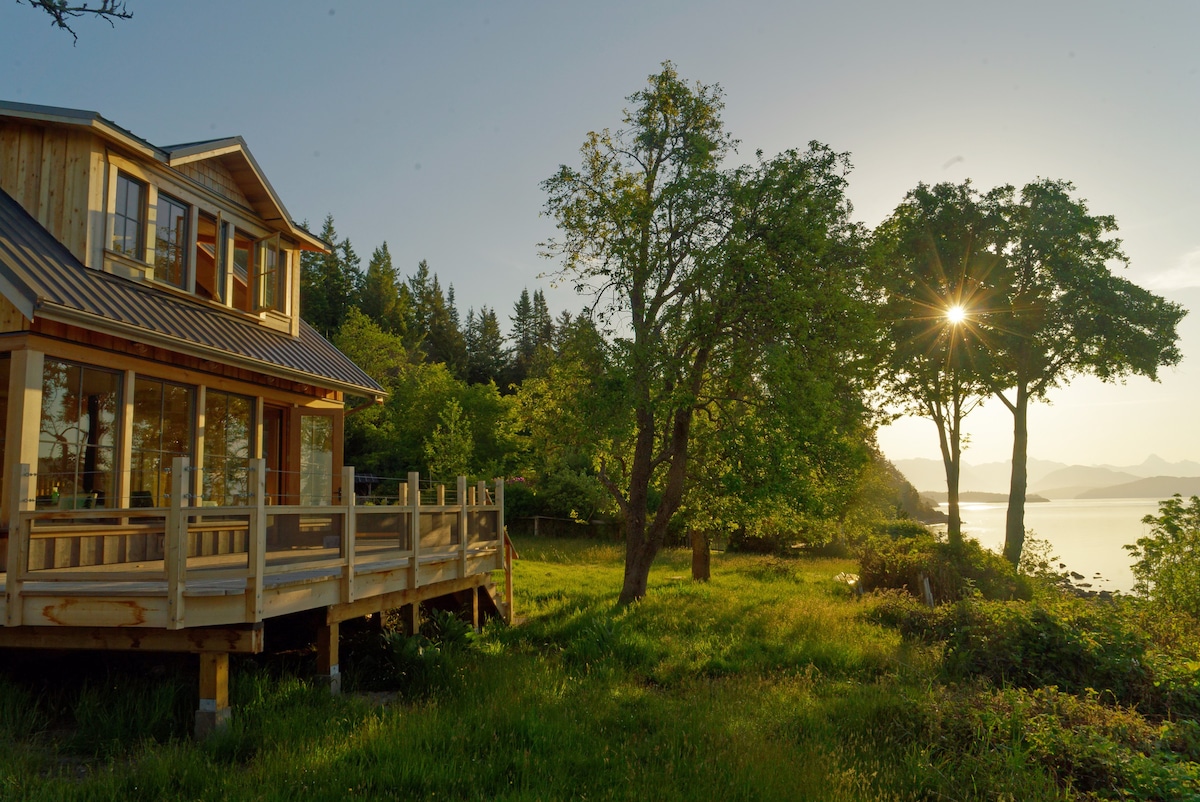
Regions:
[[111, 173, 145, 258], [256, 234, 284, 313], [154, 192, 189, 290]]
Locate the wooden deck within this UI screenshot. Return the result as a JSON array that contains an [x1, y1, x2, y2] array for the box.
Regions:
[[1, 459, 513, 735]]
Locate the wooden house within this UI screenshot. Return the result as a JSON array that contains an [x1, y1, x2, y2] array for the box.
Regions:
[[0, 101, 511, 735]]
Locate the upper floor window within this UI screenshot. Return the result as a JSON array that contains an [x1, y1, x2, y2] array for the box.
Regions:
[[111, 173, 145, 258], [257, 235, 284, 313], [154, 192, 190, 290]]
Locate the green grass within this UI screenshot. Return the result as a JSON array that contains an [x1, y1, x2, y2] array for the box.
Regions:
[[0, 537, 1195, 800]]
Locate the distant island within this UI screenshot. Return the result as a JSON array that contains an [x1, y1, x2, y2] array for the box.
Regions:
[[920, 491, 1050, 504]]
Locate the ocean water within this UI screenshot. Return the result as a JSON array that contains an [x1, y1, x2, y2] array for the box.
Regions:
[[938, 498, 1165, 594]]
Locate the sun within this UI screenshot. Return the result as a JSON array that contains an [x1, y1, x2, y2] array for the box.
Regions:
[[946, 305, 967, 324]]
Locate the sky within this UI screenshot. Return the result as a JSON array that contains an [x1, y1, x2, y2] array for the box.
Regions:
[[2, 1, 1198, 469]]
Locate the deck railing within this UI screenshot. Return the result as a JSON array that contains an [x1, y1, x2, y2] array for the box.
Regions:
[[3, 459, 511, 629]]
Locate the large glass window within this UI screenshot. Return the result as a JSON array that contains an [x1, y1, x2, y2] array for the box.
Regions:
[[111, 172, 145, 258], [203, 391, 253, 506], [299, 415, 333, 506], [155, 193, 189, 289], [130, 377, 194, 507], [37, 360, 120, 509]]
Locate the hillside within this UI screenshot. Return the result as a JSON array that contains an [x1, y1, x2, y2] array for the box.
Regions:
[[1077, 475, 1200, 499]]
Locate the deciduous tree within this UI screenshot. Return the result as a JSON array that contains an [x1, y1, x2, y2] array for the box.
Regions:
[[989, 180, 1185, 566], [873, 182, 1007, 547], [542, 62, 870, 602]]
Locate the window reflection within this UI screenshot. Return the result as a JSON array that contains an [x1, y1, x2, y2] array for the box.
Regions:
[[131, 377, 194, 507], [111, 173, 145, 258], [37, 359, 120, 508], [204, 391, 253, 505], [155, 193, 189, 289], [300, 416, 333, 506]]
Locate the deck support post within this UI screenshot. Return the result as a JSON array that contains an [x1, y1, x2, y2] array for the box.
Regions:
[[400, 602, 421, 636], [316, 619, 341, 694], [195, 651, 231, 738]]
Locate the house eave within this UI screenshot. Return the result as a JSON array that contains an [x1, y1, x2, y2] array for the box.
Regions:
[[39, 304, 386, 402]]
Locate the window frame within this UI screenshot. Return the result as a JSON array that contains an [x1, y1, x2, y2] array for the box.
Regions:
[[110, 171, 147, 260], [153, 191, 191, 290]]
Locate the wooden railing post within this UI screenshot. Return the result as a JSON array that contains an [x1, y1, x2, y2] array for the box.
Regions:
[[5, 464, 32, 626], [408, 471, 421, 591], [245, 459, 266, 622], [167, 456, 189, 630], [458, 475, 468, 578], [342, 466, 356, 604], [495, 478, 506, 572], [497, 478, 512, 622]]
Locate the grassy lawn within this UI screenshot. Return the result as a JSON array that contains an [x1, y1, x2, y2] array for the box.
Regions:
[[0, 538, 1194, 800]]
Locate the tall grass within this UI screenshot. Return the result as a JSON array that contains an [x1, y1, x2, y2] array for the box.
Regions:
[[0, 537, 1194, 800]]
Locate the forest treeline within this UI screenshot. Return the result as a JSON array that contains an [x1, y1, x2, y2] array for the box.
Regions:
[[299, 214, 926, 551], [301, 63, 1182, 594]]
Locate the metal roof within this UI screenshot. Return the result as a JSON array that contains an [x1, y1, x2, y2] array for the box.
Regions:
[[0, 187, 384, 399]]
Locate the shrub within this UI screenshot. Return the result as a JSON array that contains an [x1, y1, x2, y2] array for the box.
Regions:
[[1127, 494, 1200, 617], [383, 609, 477, 697], [858, 531, 1029, 603]]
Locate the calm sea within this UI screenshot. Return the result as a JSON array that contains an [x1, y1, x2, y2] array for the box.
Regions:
[[937, 498, 1165, 594]]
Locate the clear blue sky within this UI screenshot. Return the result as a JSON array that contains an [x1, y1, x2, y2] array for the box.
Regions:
[[3, 0, 1197, 468]]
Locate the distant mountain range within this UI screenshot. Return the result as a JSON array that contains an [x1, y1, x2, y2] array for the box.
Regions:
[[896, 454, 1200, 500]]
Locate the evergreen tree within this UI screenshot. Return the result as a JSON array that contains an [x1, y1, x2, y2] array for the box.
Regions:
[[506, 288, 537, 386], [299, 214, 362, 337], [359, 242, 408, 338], [408, 261, 467, 379], [465, 305, 506, 385], [531, 289, 555, 351]]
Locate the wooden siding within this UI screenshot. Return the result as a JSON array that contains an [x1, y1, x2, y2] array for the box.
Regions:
[[176, 158, 252, 209], [0, 122, 94, 264]]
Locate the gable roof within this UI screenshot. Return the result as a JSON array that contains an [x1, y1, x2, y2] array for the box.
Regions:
[[0, 186, 384, 400], [0, 100, 325, 252]]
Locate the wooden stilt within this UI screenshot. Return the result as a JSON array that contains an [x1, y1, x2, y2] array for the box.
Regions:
[[316, 620, 341, 694], [400, 602, 421, 636], [195, 652, 231, 738]]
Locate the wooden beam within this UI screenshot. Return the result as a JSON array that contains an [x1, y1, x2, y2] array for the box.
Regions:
[[325, 574, 489, 625], [0, 624, 263, 653]]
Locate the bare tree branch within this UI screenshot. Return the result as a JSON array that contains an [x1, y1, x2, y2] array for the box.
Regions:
[[18, 0, 131, 43]]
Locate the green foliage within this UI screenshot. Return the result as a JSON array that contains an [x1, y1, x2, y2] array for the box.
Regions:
[[300, 214, 362, 338], [542, 62, 875, 601], [1127, 494, 1200, 617], [382, 609, 477, 698], [869, 592, 1200, 722], [4, 541, 1200, 800], [422, 399, 474, 480], [858, 530, 1029, 603]]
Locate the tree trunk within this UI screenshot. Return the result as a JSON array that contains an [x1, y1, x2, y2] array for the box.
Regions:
[[690, 530, 710, 582], [619, 525, 658, 603], [1003, 383, 1030, 567], [935, 404, 963, 548]]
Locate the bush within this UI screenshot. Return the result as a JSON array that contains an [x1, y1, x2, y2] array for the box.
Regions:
[[382, 609, 477, 697], [858, 531, 1029, 603], [1127, 494, 1200, 617]]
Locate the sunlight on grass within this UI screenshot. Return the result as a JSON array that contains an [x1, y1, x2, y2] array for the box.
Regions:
[[7, 535, 1182, 800]]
